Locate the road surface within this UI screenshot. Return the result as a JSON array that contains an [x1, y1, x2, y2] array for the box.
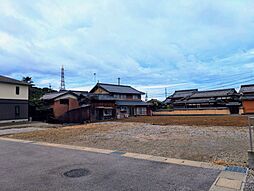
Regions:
[[0, 139, 220, 191]]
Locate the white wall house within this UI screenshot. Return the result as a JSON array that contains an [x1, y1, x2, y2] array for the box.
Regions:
[[0, 75, 29, 123]]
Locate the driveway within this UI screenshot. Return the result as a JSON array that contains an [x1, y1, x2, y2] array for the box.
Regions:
[[0, 127, 47, 136], [0, 139, 223, 191]]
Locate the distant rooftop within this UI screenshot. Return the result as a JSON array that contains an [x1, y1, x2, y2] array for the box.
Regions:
[[190, 88, 236, 98], [90, 83, 145, 95], [0, 75, 30, 86], [239, 84, 254, 93], [171, 89, 198, 99], [41, 90, 86, 100]]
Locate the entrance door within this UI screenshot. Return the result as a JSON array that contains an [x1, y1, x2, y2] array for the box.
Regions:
[[129, 107, 135, 116], [229, 106, 239, 114]]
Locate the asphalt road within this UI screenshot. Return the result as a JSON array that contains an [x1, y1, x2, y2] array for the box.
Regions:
[[0, 140, 220, 191]]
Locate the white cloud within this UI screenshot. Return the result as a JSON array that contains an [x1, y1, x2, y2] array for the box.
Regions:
[[1, 0, 254, 100]]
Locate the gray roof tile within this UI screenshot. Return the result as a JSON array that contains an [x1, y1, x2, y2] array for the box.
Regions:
[[0, 75, 30, 86], [171, 89, 198, 98], [92, 83, 144, 94], [239, 84, 254, 93], [190, 88, 236, 98]]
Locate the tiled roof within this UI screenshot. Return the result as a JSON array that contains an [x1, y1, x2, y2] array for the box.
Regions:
[[91, 83, 144, 95], [239, 84, 254, 93], [0, 75, 30, 86], [184, 98, 216, 104], [190, 88, 236, 98], [171, 89, 198, 98], [116, 100, 150, 106], [41, 91, 81, 100], [41, 91, 67, 100]]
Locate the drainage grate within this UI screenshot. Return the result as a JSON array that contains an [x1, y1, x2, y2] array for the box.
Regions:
[[63, 168, 90, 178], [224, 166, 247, 174]]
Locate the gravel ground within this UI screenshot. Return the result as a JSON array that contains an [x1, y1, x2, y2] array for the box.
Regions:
[[0, 122, 62, 130], [8, 122, 249, 166], [244, 170, 254, 191]]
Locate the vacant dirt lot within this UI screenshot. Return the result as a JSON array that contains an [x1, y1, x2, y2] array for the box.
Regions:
[[7, 119, 249, 166], [118, 115, 249, 127]]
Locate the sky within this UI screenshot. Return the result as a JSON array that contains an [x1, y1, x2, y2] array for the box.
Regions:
[[1, 0, 254, 100]]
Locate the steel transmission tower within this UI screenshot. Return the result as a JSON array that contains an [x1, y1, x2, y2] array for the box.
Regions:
[[60, 66, 65, 91]]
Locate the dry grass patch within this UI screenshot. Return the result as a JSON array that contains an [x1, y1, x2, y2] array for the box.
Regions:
[[118, 116, 248, 127]]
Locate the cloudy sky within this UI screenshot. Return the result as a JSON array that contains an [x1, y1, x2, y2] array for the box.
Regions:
[[1, 0, 254, 100]]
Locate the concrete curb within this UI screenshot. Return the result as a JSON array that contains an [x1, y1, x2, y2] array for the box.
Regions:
[[0, 137, 224, 170]]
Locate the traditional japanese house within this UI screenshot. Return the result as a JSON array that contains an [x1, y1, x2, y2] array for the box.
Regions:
[[89, 83, 150, 119], [162, 88, 240, 115], [239, 84, 254, 114], [183, 89, 240, 114]]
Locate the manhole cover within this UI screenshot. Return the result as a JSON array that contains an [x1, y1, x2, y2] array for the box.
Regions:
[[63, 168, 90, 178]]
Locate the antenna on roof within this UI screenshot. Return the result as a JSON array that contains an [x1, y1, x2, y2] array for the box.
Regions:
[[94, 73, 96, 83], [145, 92, 148, 101], [60, 65, 65, 91], [118, 77, 120, 85]]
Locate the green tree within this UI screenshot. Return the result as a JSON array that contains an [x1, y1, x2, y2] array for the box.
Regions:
[[22, 76, 34, 85]]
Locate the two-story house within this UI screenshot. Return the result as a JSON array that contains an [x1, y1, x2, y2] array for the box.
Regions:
[[89, 83, 150, 119], [0, 75, 29, 123]]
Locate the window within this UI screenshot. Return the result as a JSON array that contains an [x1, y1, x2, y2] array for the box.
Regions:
[[104, 109, 113, 116], [60, 99, 69, 105], [137, 107, 147, 115], [113, 94, 120, 99], [15, 106, 20, 117], [16, 86, 20, 95], [120, 106, 127, 111], [133, 95, 139, 99], [120, 94, 126, 99]]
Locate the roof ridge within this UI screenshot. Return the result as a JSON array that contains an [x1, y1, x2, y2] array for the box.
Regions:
[[241, 84, 254, 87], [175, 89, 198, 92], [196, 88, 235, 93], [98, 82, 132, 88]]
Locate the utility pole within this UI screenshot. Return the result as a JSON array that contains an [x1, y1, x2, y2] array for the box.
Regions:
[[165, 88, 167, 98], [118, 77, 120, 85], [145, 92, 148, 102], [60, 65, 65, 91]]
